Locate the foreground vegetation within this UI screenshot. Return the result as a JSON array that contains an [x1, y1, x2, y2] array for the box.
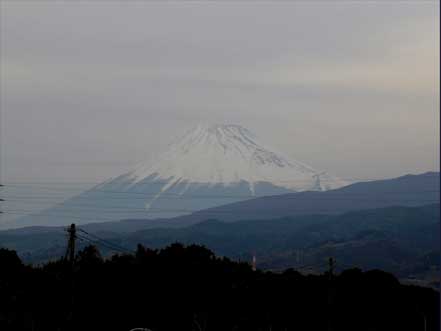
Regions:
[[0, 244, 439, 331], [2, 204, 439, 286]]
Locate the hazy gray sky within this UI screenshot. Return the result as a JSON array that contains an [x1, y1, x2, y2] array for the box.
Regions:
[[1, 1, 439, 183]]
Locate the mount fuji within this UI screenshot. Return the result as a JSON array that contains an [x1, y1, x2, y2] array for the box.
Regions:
[[9, 124, 348, 228]]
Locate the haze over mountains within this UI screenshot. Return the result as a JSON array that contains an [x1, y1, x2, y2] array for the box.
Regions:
[[1, 172, 438, 235], [77, 171, 440, 233], [0, 168, 438, 282], [7, 124, 347, 229]]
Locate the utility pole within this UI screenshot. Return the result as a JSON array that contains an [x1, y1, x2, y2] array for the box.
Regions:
[[64, 224, 77, 331], [64, 224, 77, 267], [328, 257, 335, 279], [327, 257, 336, 331]]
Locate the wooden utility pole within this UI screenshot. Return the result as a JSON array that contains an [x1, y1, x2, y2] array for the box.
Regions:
[[64, 224, 77, 266], [64, 224, 76, 331]]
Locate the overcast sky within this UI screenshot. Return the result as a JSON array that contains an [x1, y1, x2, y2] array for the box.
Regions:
[[1, 1, 439, 183]]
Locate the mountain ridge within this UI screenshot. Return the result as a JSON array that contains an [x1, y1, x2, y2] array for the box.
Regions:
[[1, 204, 439, 283], [117, 171, 439, 229], [5, 171, 436, 233]]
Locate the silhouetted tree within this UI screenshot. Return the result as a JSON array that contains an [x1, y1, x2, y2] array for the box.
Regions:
[[76, 245, 103, 268]]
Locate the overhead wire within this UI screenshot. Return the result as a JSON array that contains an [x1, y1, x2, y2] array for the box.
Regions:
[[3, 197, 440, 222], [2, 177, 439, 227], [77, 228, 133, 253], [76, 232, 132, 254], [3, 173, 438, 187], [3, 189, 440, 202]]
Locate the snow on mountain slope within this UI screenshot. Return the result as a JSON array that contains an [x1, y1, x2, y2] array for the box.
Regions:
[[105, 124, 346, 192], [7, 124, 348, 228]]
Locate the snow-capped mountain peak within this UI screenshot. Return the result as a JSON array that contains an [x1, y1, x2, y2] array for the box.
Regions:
[[123, 123, 346, 192]]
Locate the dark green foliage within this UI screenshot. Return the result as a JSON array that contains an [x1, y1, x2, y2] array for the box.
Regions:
[[0, 244, 438, 331]]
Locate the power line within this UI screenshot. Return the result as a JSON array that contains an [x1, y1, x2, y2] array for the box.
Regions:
[[76, 233, 131, 254], [77, 228, 133, 253], [2, 211, 125, 223], [4, 198, 440, 220], [3, 189, 440, 201], [3, 173, 439, 187]]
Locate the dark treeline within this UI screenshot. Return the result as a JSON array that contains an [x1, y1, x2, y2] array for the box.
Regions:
[[0, 244, 439, 331]]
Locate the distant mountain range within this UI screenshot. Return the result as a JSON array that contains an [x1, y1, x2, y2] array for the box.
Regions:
[[124, 204, 440, 279], [76, 171, 439, 233], [1, 172, 437, 234], [6, 124, 346, 229], [1, 204, 439, 285], [0, 171, 438, 283], [7, 126, 437, 231]]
